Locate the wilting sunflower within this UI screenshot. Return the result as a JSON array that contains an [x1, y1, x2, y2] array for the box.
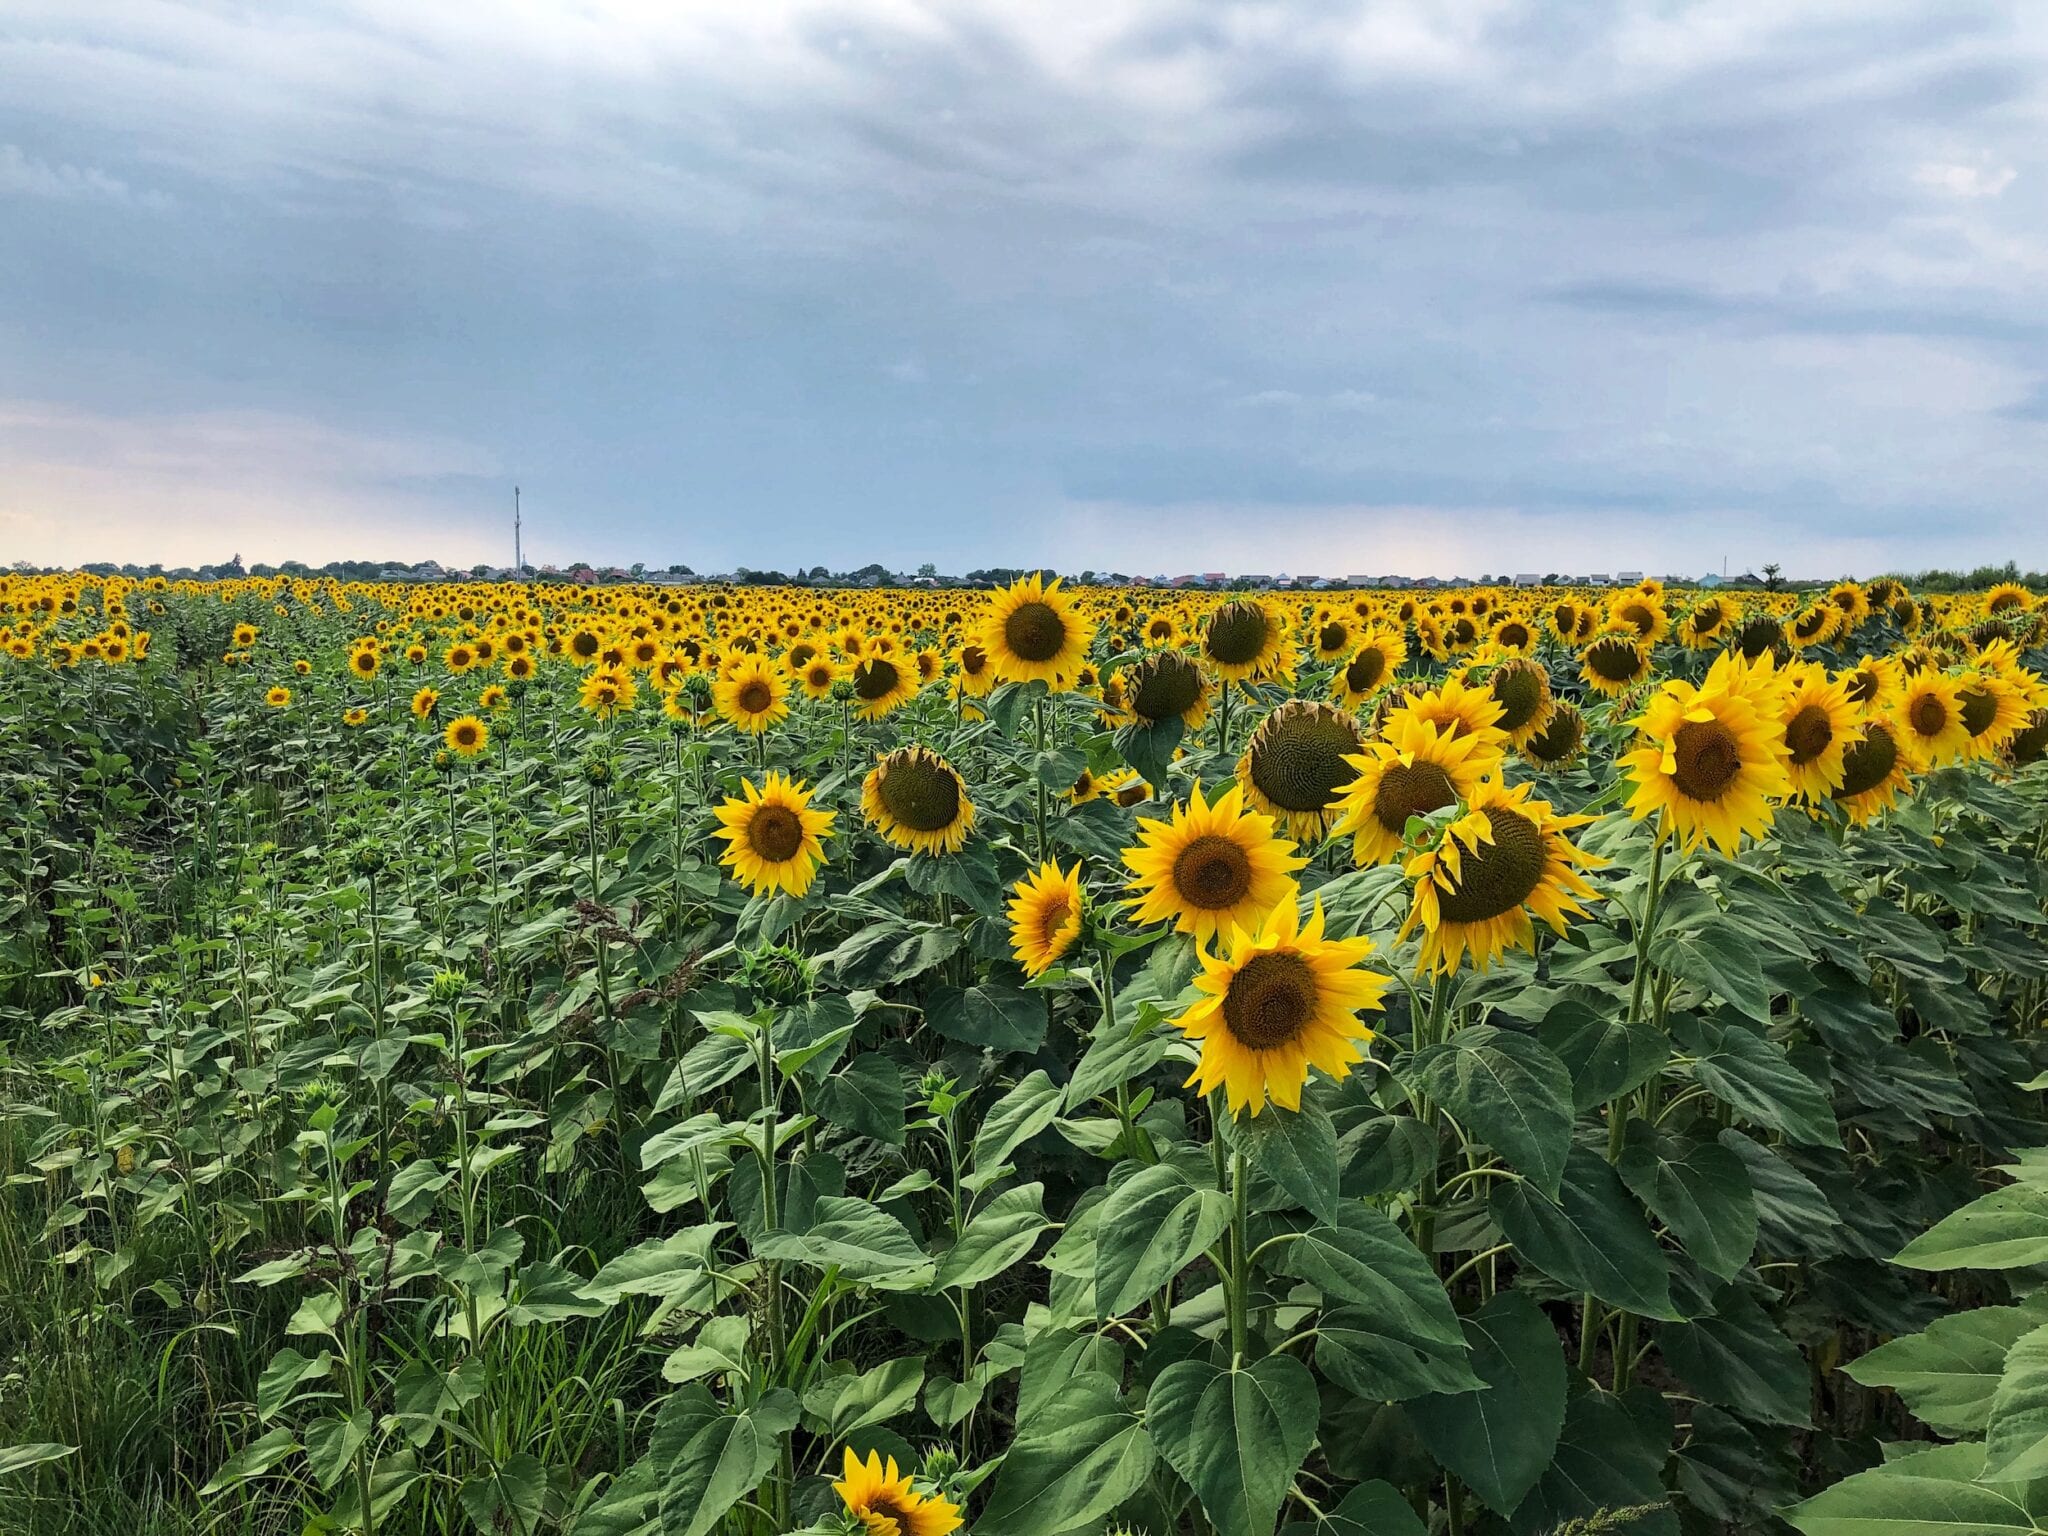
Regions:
[[1123, 781, 1307, 948], [411, 686, 440, 720], [444, 714, 488, 757], [1170, 895, 1388, 1117], [1580, 630, 1653, 697], [1236, 700, 1365, 841], [1328, 626, 1408, 708], [862, 747, 976, 855], [265, 685, 291, 708], [1621, 652, 1790, 854], [1123, 649, 1212, 731], [1896, 672, 1971, 769], [1332, 711, 1503, 866], [1829, 721, 1914, 825], [1008, 860, 1085, 977], [1477, 655, 1553, 747], [712, 773, 834, 898], [833, 1448, 963, 1536], [713, 658, 790, 735], [849, 654, 919, 720], [978, 574, 1094, 687], [1520, 699, 1587, 769], [1775, 663, 1861, 802], [1398, 780, 1603, 974], [1200, 598, 1292, 683]]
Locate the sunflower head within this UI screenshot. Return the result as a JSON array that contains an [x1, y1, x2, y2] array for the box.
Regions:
[[1201, 598, 1291, 682], [1123, 780, 1307, 948], [1124, 649, 1212, 729], [850, 655, 918, 720], [1830, 720, 1913, 824], [444, 714, 488, 757], [714, 773, 835, 898], [862, 747, 976, 855], [1520, 699, 1586, 769], [1482, 656, 1554, 746], [1621, 652, 1791, 854], [1008, 860, 1086, 977], [1237, 700, 1365, 840], [978, 574, 1095, 687], [833, 1448, 964, 1536], [713, 658, 790, 734], [1580, 630, 1652, 697], [1897, 673, 1970, 769]]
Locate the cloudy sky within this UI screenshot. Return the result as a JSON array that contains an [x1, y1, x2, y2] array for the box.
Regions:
[[4, 1, 2047, 577]]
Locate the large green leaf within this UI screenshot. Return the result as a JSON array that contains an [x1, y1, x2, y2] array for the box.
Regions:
[[458, 1453, 547, 1536], [1093, 1163, 1231, 1318], [817, 1054, 905, 1145], [1986, 1324, 2048, 1482], [1277, 1206, 1480, 1401], [977, 1371, 1153, 1536], [1236, 1095, 1341, 1224], [1148, 1355, 1321, 1536], [0, 1443, 77, 1479], [1411, 1025, 1574, 1197], [1408, 1290, 1567, 1517], [1685, 1017, 1841, 1148], [1281, 1479, 1428, 1536], [1667, 918, 1775, 1023], [924, 982, 1047, 1054], [972, 1071, 1063, 1173], [1616, 1123, 1758, 1282], [1785, 1440, 2048, 1535], [1658, 1283, 1812, 1427], [652, 1386, 800, 1536], [1490, 1146, 1680, 1320], [931, 1183, 1049, 1291], [1849, 1301, 2048, 1436], [1538, 1000, 1667, 1113], [1897, 1186, 2048, 1272], [1509, 1387, 1677, 1536], [752, 1196, 931, 1285]]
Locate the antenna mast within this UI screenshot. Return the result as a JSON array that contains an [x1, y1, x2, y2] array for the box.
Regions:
[[514, 486, 522, 576]]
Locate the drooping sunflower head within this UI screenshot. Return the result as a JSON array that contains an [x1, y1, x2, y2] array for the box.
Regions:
[[1580, 630, 1653, 698], [1236, 699, 1365, 840], [1007, 860, 1086, 977], [2005, 710, 2048, 769], [1124, 648, 1212, 730], [1830, 720, 1913, 824], [1201, 598, 1292, 682], [1332, 709, 1503, 867], [849, 654, 918, 720], [833, 1448, 963, 1536], [1480, 656, 1554, 747], [444, 714, 488, 757], [862, 747, 976, 855], [1123, 780, 1307, 948], [1172, 895, 1389, 1117], [1621, 652, 1791, 854], [1520, 699, 1587, 770], [978, 574, 1095, 687], [713, 773, 835, 898], [1397, 779, 1604, 975], [1733, 613, 1786, 662]]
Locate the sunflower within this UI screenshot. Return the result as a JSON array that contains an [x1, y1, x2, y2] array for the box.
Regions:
[[1170, 895, 1388, 1117], [1677, 597, 1732, 650], [1201, 598, 1292, 682], [952, 642, 996, 700], [1829, 721, 1914, 824], [343, 707, 368, 728], [1787, 604, 1840, 651], [577, 668, 637, 720], [1732, 614, 1785, 662], [1520, 699, 1587, 769], [1775, 662, 1861, 802], [849, 655, 919, 720], [1621, 652, 1790, 854], [978, 574, 1094, 687], [1838, 654, 1901, 717], [265, 685, 291, 708], [1123, 781, 1307, 948], [1398, 780, 1604, 974], [862, 747, 976, 854], [444, 714, 489, 757], [1896, 672, 1971, 769], [2005, 710, 2048, 769], [479, 684, 507, 711], [713, 773, 834, 898], [1332, 710, 1503, 866], [713, 658, 791, 735], [796, 654, 841, 700], [1957, 671, 2031, 761], [1008, 860, 1085, 977], [833, 1448, 963, 1536], [1478, 655, 1553, 747], [444, 640, 478, 673], [1607, 592, 1670, 645], [1985, 581, 2035, 617], [1580, 630, 1653, 697], [411, 686, 440, 720], [1141, 611, 1183, 648], [1310, 613, 1355, 662], [1328, 626, 1408, 708], [1123, 649, 1212, 731], [1236, 700, 1365, 840], [233, 623, 258, 648], [349, 647, 381, 679]]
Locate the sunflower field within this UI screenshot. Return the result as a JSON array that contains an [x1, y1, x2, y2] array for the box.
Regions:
[[5, 569, 2048, 1536]]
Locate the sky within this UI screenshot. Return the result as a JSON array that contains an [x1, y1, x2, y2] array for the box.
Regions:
[[3, 1, 2048, 579]]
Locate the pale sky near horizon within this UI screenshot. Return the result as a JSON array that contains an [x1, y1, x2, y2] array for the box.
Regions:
[[4, 2, 2047, 578]]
